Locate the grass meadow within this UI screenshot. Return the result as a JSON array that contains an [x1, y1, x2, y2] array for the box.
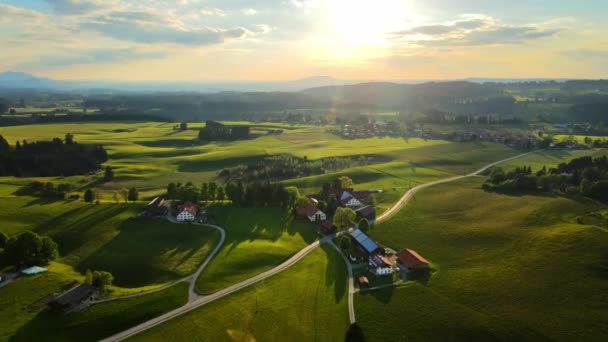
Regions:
[[132, 245, 350, 342], [195, 205, 318, 294], [363, 177, 608, 341]]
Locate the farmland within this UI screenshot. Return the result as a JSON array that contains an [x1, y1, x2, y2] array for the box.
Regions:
[[364, 176, 608, 341], [131, 245, 350, 342]]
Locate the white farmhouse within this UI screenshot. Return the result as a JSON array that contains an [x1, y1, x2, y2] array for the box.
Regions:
[[176, 201, 197, 222], [306, 204, 327, 222]]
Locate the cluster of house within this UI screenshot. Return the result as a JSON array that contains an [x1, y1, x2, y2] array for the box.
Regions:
[[348, 228, 429, 282], [143, 197, 202, 222], [295, 188, 378, 233]]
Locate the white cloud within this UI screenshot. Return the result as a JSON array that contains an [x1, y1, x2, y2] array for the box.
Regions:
[[44, 0, 122, 15], [242, 8, 258, 16], [389, 15, 560, 46], [0, 4, 47, 22]]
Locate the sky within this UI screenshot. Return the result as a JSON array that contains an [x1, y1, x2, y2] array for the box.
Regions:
[[0, 0, 607, 80]]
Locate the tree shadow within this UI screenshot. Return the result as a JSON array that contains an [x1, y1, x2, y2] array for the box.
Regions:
[[321, 244, 347, 303]]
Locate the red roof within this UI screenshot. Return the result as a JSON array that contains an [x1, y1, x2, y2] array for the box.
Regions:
[[177, 201, 197, 216], [305, 203, 322, 217], [396, 248, 429, 268], [295, 206, 307, 217]]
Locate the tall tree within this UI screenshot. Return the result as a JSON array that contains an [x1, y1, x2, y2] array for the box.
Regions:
[[358, 218, 370, 232], [104, 166, 114, 182], [208, 182, 218, 201], [0, 231, 8, 248], [128, 188, 139, 202], [84, 189, 94, 203], [333, 207, 356, 231], [217, 186, 226, 201], [119, 188, 129, 203], [167, 182, 178, 199]]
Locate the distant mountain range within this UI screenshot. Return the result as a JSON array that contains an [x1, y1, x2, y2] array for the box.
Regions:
[[0, 71, 582, 94]]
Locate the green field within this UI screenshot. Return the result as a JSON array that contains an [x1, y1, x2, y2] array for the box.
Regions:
[[195, 205, 317, 294], [132, 245, 350, 342], [498, 148, 607, 172], [0, 264, 187, 342], [364, 177, 608, 341]]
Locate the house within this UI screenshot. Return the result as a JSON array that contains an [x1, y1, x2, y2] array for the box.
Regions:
[[21, 266, 48, 275], [48, 283, 96, 312], [176, 201, 197, 222], [306, 203, 326, 222], [350, 228, 382, 255], [396, 248, 429, 271], [341, 195, 364, 208], [355, 205, 376, 221], [358, 276, 369, 286], [369, 253, 394, 275], [145, 197, 168, 217], [320, 220, 336, 234]]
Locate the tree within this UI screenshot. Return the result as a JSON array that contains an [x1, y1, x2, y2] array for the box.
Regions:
[[339, 176, 354, 189], [333, 207, 356, 231], [84, 189, 94, 203], [40, 236, 59, 263], [339, 235, 352, 255], [85, 269, 93, 285], [208, 182, 218, 201], [217, 186, 226, 201], [103, 166, 114, 182], [326, 194, 339, 217], [128, 188, 139, 202], [180, 122, 188, 130], [94, 188, 101, 204], [0, 231, 8, 248], [200, 183, 209, 201], [358, 218, 370, 232], [119, 188, 129, 203], [91, 270, 114, 294], [345, 323, 366, 342], [167, 182, 178, 199], [285, 186, 301, 208], [3, 231, 58, 266], [65, 133, 74, 145], [368, 195, 377, 208], [112, 191, 120, 204]]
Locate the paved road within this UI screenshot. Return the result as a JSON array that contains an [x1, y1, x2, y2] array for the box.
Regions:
[[376, 151, 533, 223], [101, 236, 330, 342], [328, 240, 356, 324], [92, 222, 226, 305], [101, 151, 534, 341]]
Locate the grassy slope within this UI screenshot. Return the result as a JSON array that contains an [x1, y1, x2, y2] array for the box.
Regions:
[[195, 205, 317, 294], [1, 269, 187, 342], [132, 245, 349, 342], [364, 177, 608, 341], [0, 193, 219, 287]]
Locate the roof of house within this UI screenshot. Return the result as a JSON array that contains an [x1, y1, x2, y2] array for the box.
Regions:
[[177, 201, 197, 216], [295, 206, 307, 217], [358, 276, 369, 285], [52, 283, 96, 307], [147, 196, 164, 207], [21, 266, 48, 275], [396, 248, 429, 268], [356, 205, 376, 218], [320, 220, 333, 230], [306, 203, 323, 217], [350, 228, 380, 254]]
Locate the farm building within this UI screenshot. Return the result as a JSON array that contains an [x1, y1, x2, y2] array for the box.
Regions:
[[350, 228, 382, 255], [21, 266, 47, 275], [369, 253, 394, 276], [48, 283, 96, 312], [145, 197, 168, 217], [320, 220, 335, 234], [305, 203, 326, 222], [396, 248, 429, 271], [355, 205, 376, 220], [176, 201, 197, 222]]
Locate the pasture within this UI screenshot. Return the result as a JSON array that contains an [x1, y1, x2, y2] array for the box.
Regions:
[[364, 177, 608, 341], [0, 266, 187, 342], [132, 245, 350, 342], [195, 205, 317, 294]]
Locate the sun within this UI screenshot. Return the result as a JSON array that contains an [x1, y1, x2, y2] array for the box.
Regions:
[[325, 0, 413, 46]]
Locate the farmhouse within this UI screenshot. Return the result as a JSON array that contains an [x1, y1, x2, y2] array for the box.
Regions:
[[145, 197, 168, 217], [320, 220, 335, 234], [350, 228, 382, 255], [369, 253, 394, 276], [176, 201, 197, 222], [396, 248, 429, 271], [48, 283, 96, 312], [306, 203, 327, 222]]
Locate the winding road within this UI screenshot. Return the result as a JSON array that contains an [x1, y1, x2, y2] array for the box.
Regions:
[[101, 151, 533, 342]]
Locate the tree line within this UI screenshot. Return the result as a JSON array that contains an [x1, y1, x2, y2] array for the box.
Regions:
[[483, 155, 608, 201], [0, 231, 59, 268], [198, 121, 250, 141], [0, 134, 108, 177]]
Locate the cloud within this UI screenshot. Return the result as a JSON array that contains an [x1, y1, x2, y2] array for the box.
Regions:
[[44, 0, 120, 15], [11, 48, 166, 70], [241, 8, 258, 16], [0, 4, 47, 22], [80, 10, 260, 45], [562, 49, 608, 60], [200, 7, 226, 17], [390, 15, 559, 46]]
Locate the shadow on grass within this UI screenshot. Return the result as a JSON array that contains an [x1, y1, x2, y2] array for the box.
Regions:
[[176, 154, 267, 173], [321, 244, 348, 304], [75, 218, 218, 287]]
